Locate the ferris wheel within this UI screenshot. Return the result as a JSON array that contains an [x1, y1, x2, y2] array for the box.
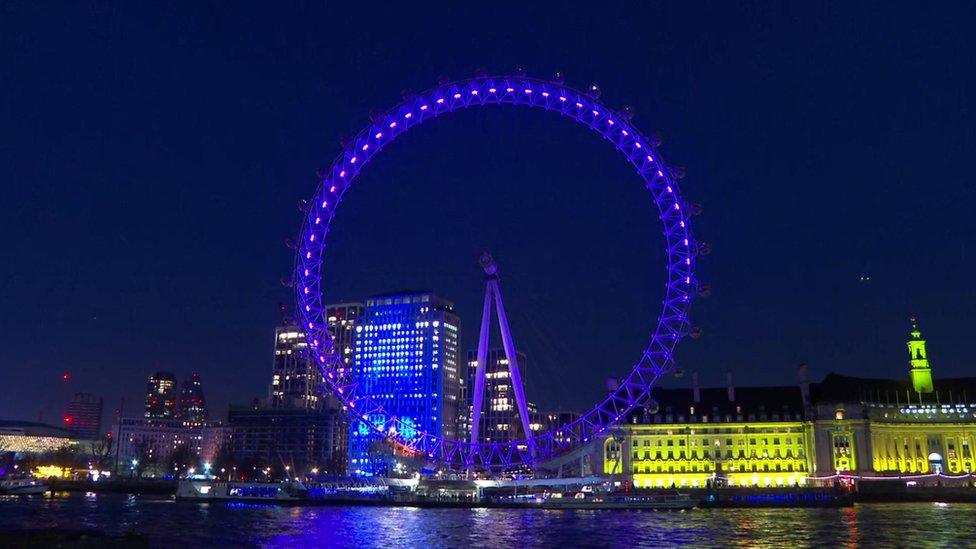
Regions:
[[296, 71, 699, 471]]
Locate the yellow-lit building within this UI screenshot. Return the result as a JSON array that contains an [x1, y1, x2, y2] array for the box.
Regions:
[[0, 420, 76, 455], [605, 379, 815, 488], [604, 320, 976, 487]]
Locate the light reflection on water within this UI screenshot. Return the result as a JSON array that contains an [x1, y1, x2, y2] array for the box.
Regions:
[[1, 495, 974, 547]]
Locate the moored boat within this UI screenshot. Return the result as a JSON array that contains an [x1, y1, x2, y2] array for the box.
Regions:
[[0, 477, 48, 495], [541, 490, 695, 510], [176, 480, 307, 502]]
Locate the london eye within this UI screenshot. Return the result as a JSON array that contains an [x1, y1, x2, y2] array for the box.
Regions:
[[296, 72, 697, 471]]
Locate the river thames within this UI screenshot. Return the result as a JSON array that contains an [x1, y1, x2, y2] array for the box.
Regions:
[[2, 494, 975, 547]]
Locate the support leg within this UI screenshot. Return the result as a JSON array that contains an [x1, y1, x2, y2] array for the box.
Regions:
[[490, 280, 535, 456], [469, 282, 493, 449]]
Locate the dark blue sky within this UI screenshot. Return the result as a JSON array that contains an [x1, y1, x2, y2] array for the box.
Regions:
[[1, 2, 974, 424]]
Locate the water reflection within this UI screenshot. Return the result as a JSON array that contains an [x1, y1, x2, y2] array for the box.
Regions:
[[0, 495, 974, 547]]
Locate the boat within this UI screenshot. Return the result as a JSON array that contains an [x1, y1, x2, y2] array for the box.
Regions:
[[540, 490, 696, 510], [699, 487, 854, 508], [176, 480, 307, 503], [0, 477, 48, 495]]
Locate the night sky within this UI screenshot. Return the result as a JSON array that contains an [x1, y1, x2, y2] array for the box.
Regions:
[[2, 3, 974, 425]]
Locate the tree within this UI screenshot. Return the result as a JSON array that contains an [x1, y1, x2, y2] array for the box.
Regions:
[[211, 443, 238, 478], [131, 439, 155, 477], [167, 444, 196, 476], [52, 444, 79, 469], [86, 435, 113, 471]]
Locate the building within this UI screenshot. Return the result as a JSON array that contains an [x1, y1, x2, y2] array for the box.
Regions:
[[602, 320, 976, 488], [145, 372, 178, 419], [269, 325, 321, 410], [0, 420, 75, 456], [226, 405, 344, 476], [326, 303, 364, 380], [465, 348, 530, 444], [269, 305, 363, 410], [542, 411, 582, 447], [349, 291, 461, 475], [64, 393, 104, 441], [199, 423, 230, 465], [179, 372, 207, 427], [113, 416, 202, 471], [605, 378, 812, 488], [265, 308, 360, 473]]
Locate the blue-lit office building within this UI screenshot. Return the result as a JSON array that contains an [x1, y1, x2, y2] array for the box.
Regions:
[[349, 291, 461, 475]]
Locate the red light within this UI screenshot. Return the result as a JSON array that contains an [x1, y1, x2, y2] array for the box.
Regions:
[[106, 432, 113, 439], [63, 415, 73, 424], [62, 372, 70, 382]]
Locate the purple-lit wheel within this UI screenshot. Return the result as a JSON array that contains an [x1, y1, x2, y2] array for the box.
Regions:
[[296, 76, 695, 470]]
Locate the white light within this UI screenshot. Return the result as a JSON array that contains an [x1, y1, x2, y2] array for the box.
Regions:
[[375, 132, 383, 139]]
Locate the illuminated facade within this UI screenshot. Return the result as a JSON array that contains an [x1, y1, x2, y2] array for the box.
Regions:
[[349, 291, 460, 475], [604, 321, 976, 487], [908, 318, 933, 393], [605, 383, 813, 488], [145, 371, 178, 418], [0, 420, 75, 455]]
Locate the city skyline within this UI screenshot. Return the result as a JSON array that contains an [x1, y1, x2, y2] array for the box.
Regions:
[[2, 3, 974, 429]]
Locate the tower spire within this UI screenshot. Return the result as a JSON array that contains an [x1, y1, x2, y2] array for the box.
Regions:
[[908, 316, 933, 394]]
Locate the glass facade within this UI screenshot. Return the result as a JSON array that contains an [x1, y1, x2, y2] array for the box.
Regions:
[[349, 292, 460, 475]]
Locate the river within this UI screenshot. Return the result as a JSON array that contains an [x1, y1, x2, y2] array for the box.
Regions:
[[1, 494, 974, 547]]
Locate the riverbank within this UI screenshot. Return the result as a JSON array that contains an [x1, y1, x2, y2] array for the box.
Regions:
[[44, 479, 976, 507]]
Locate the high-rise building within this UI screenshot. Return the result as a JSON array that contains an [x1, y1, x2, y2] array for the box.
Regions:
[[269, 304, 363, 410], [325, 303, 363, 470], [349, 291, 461, 475], [466, 348, 529, 444], [326, 303, 364, 380], [145, 372, 178, 419], [269, 326, 319, 410], [64, 392, 103, 441], [179, 372, 208, 427]]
